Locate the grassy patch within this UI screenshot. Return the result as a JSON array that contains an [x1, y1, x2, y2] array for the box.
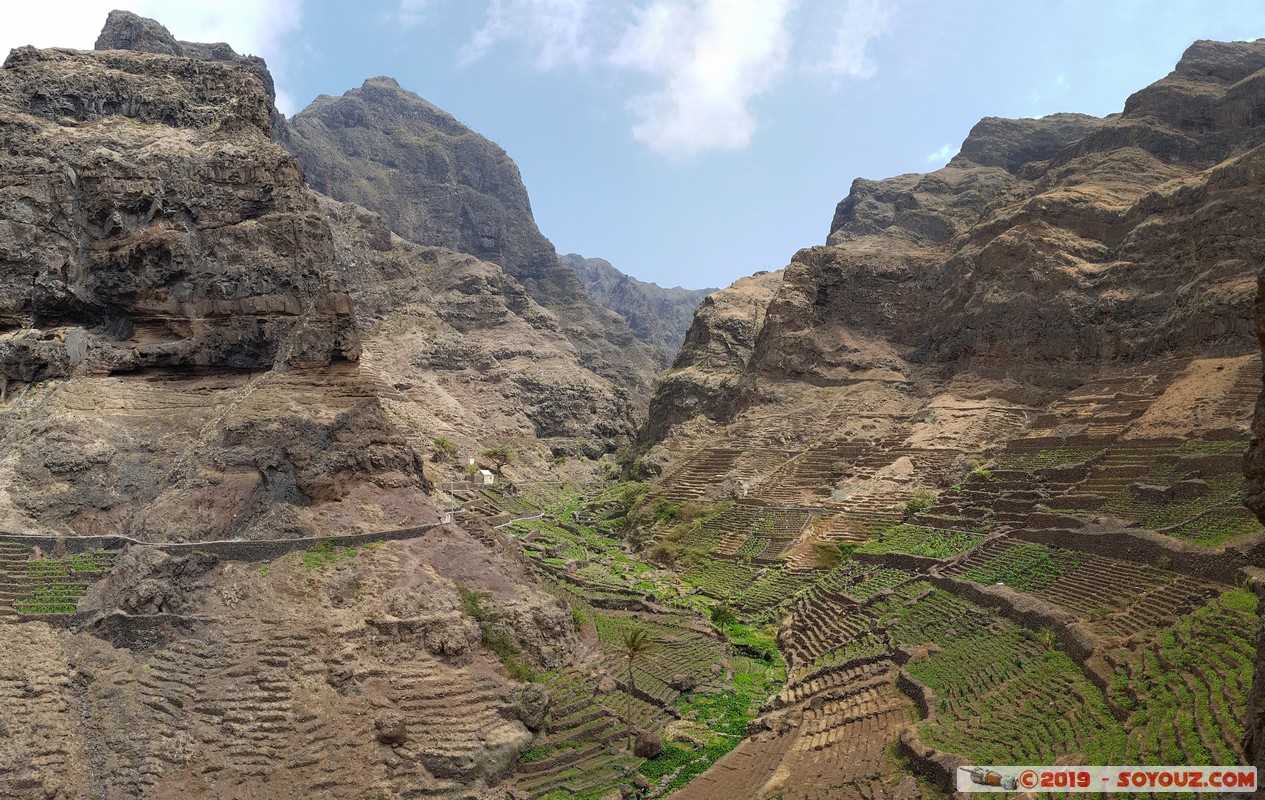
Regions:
[[960, 543, 1086, 592], [303, 538, 358, 570], [858, 524, 980, 559]]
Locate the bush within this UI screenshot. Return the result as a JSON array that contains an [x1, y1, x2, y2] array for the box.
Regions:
[[903, 488, 937, 519], [431, 436, 459, 463], [482, 444, 513, 472]]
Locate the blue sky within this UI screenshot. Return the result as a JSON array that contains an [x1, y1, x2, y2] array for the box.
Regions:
[[7, 2, 1265, 290]]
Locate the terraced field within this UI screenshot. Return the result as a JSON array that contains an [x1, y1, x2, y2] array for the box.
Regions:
[[624, 355, 1265, 798], [907, 627, 1127, 765], [496, 488, 790, 799], [0, 545, 119, 617], [1105, 590, 1257, 766]]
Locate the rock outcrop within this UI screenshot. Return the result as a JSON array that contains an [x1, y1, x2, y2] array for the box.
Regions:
[[0, 530, 576, 799], [0, 26, 429, 540], [282, 78, 663, 405], [561, 252, 714, 362], [643, 270, 781, 442]]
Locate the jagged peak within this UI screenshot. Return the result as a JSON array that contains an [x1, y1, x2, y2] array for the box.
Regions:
[[94, 9, 184, 55], [1173, 37, 1265, 83], [949, 112, 1103, 174]]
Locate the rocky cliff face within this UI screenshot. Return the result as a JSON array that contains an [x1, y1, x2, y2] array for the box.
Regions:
[[282, 79, 663, 405], [561, 253, 714, 362], [0, 27, 429, 541], [643, 270, 781, 443], [655, 39, 1265, 439], [321, 195, 638, 458]]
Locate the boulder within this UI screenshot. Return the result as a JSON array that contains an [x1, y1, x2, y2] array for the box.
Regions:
[[633, 729, 663, 759], [373, 711, 407, 745]]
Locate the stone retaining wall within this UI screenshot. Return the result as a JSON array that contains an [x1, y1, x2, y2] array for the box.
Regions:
[[0, 523, 443, 562], [1012, 526, 1265, 584]]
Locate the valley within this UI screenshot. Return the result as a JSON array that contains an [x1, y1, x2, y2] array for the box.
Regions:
[[1, 10, 1264, 800]]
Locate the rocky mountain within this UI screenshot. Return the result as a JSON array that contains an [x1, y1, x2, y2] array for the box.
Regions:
[[561, 253, 715, 362], [641, 39, 1265, 794], [654, 40, 1265, 440], [0, 16, 596, 800], [320, 195, 638, 459], [282, 78, 663, 405]]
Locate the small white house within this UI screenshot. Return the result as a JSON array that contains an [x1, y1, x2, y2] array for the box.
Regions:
[[478, 469, 496, 485]]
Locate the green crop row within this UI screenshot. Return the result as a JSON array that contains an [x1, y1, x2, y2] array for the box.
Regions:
[[909, 626, 1125, 765], [1108, 591, 1256, 765], [857, 524, 981, 559], [959, 543, 1087, 592], [846, 567, 913, 600]]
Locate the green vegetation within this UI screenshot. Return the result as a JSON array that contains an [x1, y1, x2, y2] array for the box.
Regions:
[[903, 488, 937, 519], [709, 603, 737, 627], [13, 550, 119, 615], [1106, 591, 1256, 765], [431, 436, 459, 463], [858, 524, 979, 559], [302, 538, 358, 570], [639, 657, 780, 796], [909, 625, 1126, 764], [458, 584, 536, 681], [619, 626, 655, 748], [482, 444, 514, 472], [960, 543, 1087, 591]]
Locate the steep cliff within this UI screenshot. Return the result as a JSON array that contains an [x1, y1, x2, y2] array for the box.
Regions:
[[654, 39, 1265, 439], [643, 270, 781, 442], [561, 252, 714, 362], [282, 78, 663, 405], [0, 29, 427, 541]]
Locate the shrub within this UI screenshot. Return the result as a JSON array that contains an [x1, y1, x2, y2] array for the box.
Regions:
[[431, 436, 459, 463], [710, 604, 737, 627], [903, 488, 937, 519]]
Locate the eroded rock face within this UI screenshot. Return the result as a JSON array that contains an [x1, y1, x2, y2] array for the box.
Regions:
[[0, 44, 358, 381], [655, 39, 1265, 439], [4, 531, 577, 799], [561, 253, 715, 363], [0, 36, 429, 541], [282, 77, 663, 405], [319, 194, 639, 455], [643, 270, 781, 442], [79, 546, 216, 616]]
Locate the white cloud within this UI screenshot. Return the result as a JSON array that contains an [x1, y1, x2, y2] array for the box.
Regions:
[[461, 0, 591, 70], [815, 0, 892, 79], [1, 1, 146, 53], [610, 0, 796, 157], [926, 143, 955, 164], [0, 1, 304, 115], [395, 0, 432, 28]]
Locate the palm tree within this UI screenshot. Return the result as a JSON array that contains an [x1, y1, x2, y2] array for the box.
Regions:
[[619, 626, 655, 751]]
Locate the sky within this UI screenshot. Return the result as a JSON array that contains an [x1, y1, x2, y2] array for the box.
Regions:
[[5, 2, 1265, 290]]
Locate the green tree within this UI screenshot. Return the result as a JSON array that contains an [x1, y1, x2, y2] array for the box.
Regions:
[[710, 604, 737, 629], [619, 626, 655, 751], [482, 444, 513, 473], [431, 436, 459, 463]]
